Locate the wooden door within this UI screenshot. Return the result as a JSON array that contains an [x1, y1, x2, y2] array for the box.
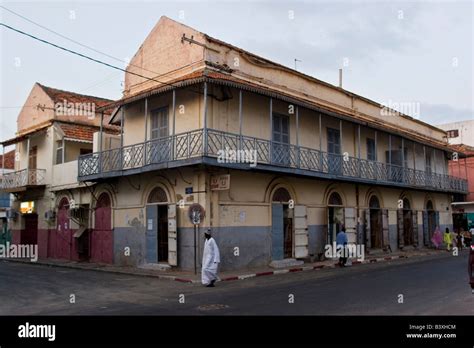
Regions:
[[146, 205, 158, 263], [271, 203, 284, 260]]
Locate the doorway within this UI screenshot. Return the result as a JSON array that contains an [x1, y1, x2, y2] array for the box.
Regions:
[[271, 187, 293, 260], [402, 198, 414, 246], [327, 128, 342, 175], [146, 187, 169, 264], [22, 213, 38, 245], [369, 196, 383, 249], [327, 192, 344, 244]]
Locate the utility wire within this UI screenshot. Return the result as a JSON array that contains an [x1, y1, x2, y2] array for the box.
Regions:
[[0, 5, 164, 78], [0, 22, 203, 98]]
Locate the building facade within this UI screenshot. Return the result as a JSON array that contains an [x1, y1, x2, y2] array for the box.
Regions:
[[73, 17, 467, 271], [0, 83, 117, 261], [437, 121, 474, 232]]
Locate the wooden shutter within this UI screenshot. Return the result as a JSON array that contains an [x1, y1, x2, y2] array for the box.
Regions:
[[365, 209, 371, 249], [168, 204, 177, 266], [412, 210, 418, 246], [422, 211, 429, 246], [397, 209, 404, 249], [294, 205, 308, 258], [382, 209, 389, 248]]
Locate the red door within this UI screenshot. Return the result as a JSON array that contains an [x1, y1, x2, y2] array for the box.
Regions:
[[91, 193, 113, 264], [56, 198, 71, 260]]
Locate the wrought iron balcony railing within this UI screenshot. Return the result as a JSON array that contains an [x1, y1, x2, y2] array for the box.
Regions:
[[0, 169, 46, 190], [78, 128, 468, 193]]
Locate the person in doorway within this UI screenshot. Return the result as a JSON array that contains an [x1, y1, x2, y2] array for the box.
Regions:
[[431, 226, 442, 249], [444, 227, 452, 251], [202, 228, 220, 287], [336, 225, 348, 267], [468, 245, 474, 294]]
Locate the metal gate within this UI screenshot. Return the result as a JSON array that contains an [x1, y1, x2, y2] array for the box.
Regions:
[[91, 193, 113, 264], [56, 198, 71, 260]]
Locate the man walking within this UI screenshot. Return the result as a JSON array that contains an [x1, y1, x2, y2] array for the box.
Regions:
[[336, 225, 348, 267], [202, 228, 220, 287]]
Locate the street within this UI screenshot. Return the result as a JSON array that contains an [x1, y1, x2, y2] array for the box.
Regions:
[[1, 252, 473, 315]]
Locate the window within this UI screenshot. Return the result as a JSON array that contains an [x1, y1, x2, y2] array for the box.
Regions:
[[446, 129, 459, 138], [150, 107, 169, 140], [367, 138, 376, 161], [272, 114, 289, 144], [56, 141, 64, 164], [327, 128, 341, 155], [425, 151, 432, 173]]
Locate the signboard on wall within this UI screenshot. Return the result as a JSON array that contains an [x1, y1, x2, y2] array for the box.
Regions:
[[210, 174, 230, 191], [20, 201, 35, 214]]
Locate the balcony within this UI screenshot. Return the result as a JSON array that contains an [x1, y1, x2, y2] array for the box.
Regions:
[[78, 128, 468, 194], [0, 168, 47, 192]]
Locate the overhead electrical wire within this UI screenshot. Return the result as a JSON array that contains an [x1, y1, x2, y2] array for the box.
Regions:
[[0, 22, 204, 99]]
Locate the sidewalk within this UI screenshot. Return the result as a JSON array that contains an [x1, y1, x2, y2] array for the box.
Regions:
[[4, 249, 449, 284]]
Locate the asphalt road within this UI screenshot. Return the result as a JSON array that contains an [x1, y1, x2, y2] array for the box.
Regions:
[[1, 251, 472, 315]]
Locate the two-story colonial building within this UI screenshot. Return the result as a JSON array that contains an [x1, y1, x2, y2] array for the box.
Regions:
[[72, 17, 468, 271], [1, 83, 118, 261]]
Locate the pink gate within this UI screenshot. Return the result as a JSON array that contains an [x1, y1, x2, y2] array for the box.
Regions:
[[91, 193, 113, 264]]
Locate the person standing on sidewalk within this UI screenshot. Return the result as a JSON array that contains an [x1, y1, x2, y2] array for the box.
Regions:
[[201, 228, 220, 287], [444, 227, 452, 251], [336, 226, 348, 267]]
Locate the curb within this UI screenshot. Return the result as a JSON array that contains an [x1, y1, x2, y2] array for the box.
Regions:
[[3, 250, 444, 285]]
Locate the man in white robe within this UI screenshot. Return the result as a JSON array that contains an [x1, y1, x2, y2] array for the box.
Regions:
[[202, 229, 220, 287]]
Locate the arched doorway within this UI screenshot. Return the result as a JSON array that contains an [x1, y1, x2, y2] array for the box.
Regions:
[[397, 197, 417, 248], [56, 197, 71, 260], [423, 200, 438, 246], [327, 192, 344, 245], [271, 187, 293, 260], [146, 187, 169, 264], [369, 196, 383, 249], [91, 192, 113, 264]]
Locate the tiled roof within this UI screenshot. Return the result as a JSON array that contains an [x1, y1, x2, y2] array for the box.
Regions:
[[58, 122, 120, 142], [38, 83, 114, 112], [0, 150, 15, 169]]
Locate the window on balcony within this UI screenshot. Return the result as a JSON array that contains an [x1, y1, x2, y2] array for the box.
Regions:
[[29, 146, 37, 169], [327, 128, 341, 174], [150, 107, 169, 140], [272, 113, 290, 165], [56, 141, 64, 164], [367, 138, 376, 161], [425, 151, 432, 174]]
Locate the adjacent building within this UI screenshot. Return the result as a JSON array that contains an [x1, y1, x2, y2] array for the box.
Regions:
[[71, 17, 467, 271], [437, 120, 474, 232], [0, 83, 117, 260]]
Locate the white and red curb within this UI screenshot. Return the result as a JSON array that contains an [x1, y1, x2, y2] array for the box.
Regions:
[[3, 250, 443, 284]]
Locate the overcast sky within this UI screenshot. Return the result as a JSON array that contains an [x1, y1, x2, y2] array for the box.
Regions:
[[1, 0, 473, 144]]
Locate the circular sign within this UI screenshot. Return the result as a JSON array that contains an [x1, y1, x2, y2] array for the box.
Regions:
[[188, 203, 205, 225]]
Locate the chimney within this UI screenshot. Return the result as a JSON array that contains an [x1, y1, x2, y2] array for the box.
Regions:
[[339, 68, 343, 88]]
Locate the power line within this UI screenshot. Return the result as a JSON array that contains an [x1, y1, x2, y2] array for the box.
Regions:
[[0, 22, 203, 97], [0, 5, 164, 78]]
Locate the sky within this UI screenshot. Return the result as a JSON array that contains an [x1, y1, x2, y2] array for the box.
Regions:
[[0, 0, 473, 145]]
